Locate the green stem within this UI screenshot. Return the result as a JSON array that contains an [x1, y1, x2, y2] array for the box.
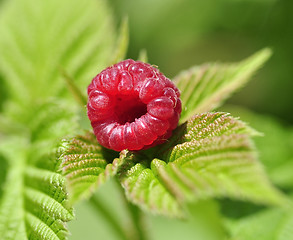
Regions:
[[89, 195, 129, 240], [115, 179, 148, 240]]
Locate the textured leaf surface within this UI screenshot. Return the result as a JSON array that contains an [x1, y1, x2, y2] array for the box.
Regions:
[[60, 130, 183, 216], [174, 49, 272, 123], [0, 0, 116, 103], [167, 112, 285, 204], [0, 101, 77, 239], [0, 140, 74, 240], [61, 132, 118, 204], [117, 154, 183, 218], [223, 106, 293, 190], [119, 113, 287, 217]]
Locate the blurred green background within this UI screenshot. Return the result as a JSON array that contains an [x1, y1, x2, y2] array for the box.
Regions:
[[110, 0, 293, 125], [0, 0, 292, 239]]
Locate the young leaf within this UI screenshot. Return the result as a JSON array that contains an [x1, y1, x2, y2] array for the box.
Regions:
[[60, 132, 136, 204], [61, 129, 182, 216], [0, 139, 74, 240], [166, 112, 286, 205], [118, 113, 287, 217], [0, 0, 116, 104], [117, 153, 183, 218], [61, 132, 114, 204], [223, 106, 293, 190], [174, 48, 272, 123]]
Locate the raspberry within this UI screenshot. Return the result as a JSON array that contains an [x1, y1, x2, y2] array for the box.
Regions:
[[87, 59, 181, 151]]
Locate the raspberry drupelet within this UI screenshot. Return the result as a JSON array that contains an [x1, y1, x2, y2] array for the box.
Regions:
[[87, 59, 182, 151]]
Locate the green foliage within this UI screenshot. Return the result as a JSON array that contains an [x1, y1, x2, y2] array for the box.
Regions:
[[62, 113, 287, 219], [122, 113, 286, 217], [0, 154, 8, 200], [57, 49, 289, 235], [166, 113, 283, 205], [67, 180, 132, 240], [0, 0, 119, 238], [0, 103, 76, 240], [68, 183, 225, 240], [58, 49, 279, 219], [218, 109, 293, 240], [0, 0, 116, 104], [117, 154, 183, 218], [174, 48, 272, 123], [226, 196, 293, 240], [0, 140, 74, 240], [61, 132, 118, 204], [0, 0, 290, 238], [223, 106, 293, 191], [111, 17, 129, 65], [0, 103, 77, 240]]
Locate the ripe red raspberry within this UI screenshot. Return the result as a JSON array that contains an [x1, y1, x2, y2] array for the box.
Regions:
[[87, 59, 181, 151]]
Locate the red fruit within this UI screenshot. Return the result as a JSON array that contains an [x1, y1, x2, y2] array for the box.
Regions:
[[87, 59, 181, 151]]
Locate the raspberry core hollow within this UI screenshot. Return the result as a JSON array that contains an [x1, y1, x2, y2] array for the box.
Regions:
[[87, 59, 182, 151]]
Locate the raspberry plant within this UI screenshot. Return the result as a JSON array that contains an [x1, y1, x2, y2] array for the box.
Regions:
[[0, 0, 292, 239]]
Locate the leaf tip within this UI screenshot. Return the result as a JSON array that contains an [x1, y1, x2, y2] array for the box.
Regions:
[[246, 47, 273, 69], [137, 49, 148, 63]]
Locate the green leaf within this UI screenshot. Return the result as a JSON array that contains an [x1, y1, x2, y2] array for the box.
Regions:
[[0, 101, 77, 159], [0, 0, 120, 238], [167, 112, 285, 205], [226, 205, 293, 240], [174, 48, 272, 123], [61, 131, 183, 217], [0, 102, 77, 240], [0, 153, 8, 200], [0, 0, 116, 104], [61, 131, 121, 204], [111, 17, 129, 64], [222, 106, 293, 190], [0, 100, 78, 239], [117, 153, 183, 218], [0, 139, 74, 240], [118, 113, 287, 217]]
